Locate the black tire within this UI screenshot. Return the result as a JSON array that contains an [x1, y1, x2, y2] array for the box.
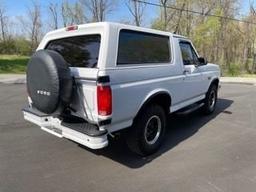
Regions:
[[126, 105, 166, 156], [202, 84, 218, 115], [26, 50, 73, 114]]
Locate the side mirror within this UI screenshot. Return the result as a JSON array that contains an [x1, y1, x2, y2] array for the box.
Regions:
[[198, 57, 207, 65]]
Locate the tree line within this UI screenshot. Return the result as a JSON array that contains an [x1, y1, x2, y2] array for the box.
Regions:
[[0, 0, 256, 74], [152, 0, 256, 74]]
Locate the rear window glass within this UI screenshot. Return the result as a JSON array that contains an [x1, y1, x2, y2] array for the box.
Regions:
[[46, 35, 101, 68], [117, 29, 170, 65]]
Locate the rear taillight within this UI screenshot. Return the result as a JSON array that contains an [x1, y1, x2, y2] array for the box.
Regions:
[[97, 85, 112, 116]]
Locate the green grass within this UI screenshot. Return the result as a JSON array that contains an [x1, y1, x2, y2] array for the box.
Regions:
[[0, 54, 29, 73], [239, 74, 256, 78], [222, 69, 256, 78]]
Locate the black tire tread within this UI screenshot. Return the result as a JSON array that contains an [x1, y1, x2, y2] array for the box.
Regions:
[[126, 105, 166, 156], [26, 50, 73, 114], [202, 84, 218, 115]]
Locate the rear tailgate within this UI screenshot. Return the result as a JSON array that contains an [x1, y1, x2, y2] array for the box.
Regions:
[[70, 67, 99, 122], [37, 25, 106, 123]]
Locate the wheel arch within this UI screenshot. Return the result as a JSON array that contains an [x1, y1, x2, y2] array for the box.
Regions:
[[135, 90, 172, 120], [209, 78, 220, 90]]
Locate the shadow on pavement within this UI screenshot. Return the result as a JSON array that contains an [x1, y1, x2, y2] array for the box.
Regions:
[[79, 98, 233, 169]]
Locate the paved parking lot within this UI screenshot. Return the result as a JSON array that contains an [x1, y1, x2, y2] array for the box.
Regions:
[[0, 83, 256, 192]]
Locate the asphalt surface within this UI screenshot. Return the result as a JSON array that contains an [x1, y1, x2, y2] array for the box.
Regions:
[[1, 83, 256, 192]]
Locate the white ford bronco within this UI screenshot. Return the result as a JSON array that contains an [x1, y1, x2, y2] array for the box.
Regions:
[[23, 22, 220, 156]]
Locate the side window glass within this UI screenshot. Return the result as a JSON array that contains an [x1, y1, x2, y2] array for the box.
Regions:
[[117, 29, 170, 65], [191, 47, 199, 64], [179, 42, 199, 65]]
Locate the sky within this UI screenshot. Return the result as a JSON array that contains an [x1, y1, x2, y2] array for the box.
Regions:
[[2, 0, 256, 29], [3, 0, 158, 27]]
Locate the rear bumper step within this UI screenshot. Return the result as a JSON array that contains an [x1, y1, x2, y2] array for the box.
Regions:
[[61, 122, 107, 137], [22, 107, 108, 149]]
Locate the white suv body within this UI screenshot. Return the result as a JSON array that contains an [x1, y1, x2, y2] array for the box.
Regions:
[[23, 22, 220, 155]]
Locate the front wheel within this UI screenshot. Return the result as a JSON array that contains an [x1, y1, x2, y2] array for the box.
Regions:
[[202, 84, 218, 114], [126, 105, 166, 156]]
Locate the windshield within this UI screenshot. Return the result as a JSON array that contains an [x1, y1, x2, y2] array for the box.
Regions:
[[46, 34, 101, 68]]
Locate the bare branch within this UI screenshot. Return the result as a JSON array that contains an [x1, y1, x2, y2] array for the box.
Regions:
[[126, 0, 146, 26], [49, 3, 59, 30], [19, 1, 42, 52], [61, 1, 86, 26], [0, 4, 8, 42], [80, 0, 114, 22]]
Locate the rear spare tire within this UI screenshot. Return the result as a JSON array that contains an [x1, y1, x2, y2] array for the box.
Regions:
[[26, 50, 73, 114]]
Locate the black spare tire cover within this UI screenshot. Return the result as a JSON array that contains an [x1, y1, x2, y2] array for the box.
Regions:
[[27, 50, 73, 114]]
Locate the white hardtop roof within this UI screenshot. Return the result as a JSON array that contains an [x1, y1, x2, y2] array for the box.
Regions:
[[46, 22, 188, 39]]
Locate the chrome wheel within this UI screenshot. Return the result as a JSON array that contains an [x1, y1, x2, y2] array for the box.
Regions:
[[144, 115, 162, 145]]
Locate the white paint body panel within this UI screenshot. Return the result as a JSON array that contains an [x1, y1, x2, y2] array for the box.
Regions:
[[25, 22, 220, 149]]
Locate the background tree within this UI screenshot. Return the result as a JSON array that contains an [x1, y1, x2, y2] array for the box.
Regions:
[[152, 0, 256, 75], [61, 1, 86, 26], [19, 1, 42, 53], [0, 4, 7, 42], [49, 3, 59, 30], [160, 0, 168, 30], [80, 0, 113, 22], [126, 0, 146, 26]]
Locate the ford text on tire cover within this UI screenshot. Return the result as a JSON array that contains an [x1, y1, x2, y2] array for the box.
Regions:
[[22, 22, 220, 156]]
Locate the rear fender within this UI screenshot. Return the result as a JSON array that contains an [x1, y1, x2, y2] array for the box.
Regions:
[[135, 89, 172, 118]]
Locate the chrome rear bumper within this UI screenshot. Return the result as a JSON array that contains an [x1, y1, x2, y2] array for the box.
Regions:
[[22, 108, 108, 149]]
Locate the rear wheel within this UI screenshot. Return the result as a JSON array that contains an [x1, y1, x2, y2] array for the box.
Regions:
[[202, 84, 218, 114], [126, 105, 166, 156]]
